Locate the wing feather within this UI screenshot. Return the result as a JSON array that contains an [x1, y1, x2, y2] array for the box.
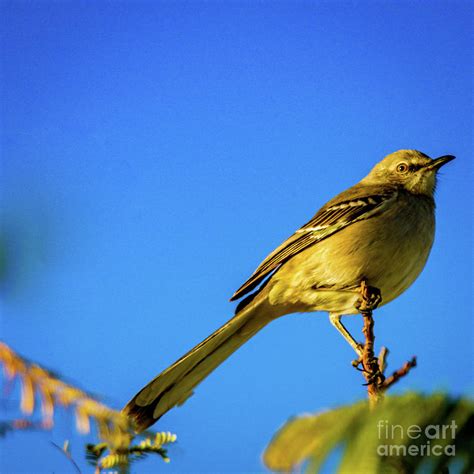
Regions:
[[230, 185, 397, 301]]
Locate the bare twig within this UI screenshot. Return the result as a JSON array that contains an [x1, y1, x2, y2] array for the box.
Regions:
[[378, 347, 389, 374], [382, 356, 417, 390]]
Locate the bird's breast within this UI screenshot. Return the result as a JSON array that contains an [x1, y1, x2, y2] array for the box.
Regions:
[[268, 194, 435, 314]]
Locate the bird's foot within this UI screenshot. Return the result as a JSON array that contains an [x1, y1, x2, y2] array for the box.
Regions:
[[352, 353, 385, 385], [352, 356, 363, 371], [363, 368, 386, 386], [355, 280, 382, 313], [362, 355, 386, 385]]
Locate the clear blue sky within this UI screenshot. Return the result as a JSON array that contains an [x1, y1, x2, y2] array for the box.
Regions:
[[1, 2, 472, 472]]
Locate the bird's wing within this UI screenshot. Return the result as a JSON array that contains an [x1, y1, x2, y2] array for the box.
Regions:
[[230, 185, 398, 301]]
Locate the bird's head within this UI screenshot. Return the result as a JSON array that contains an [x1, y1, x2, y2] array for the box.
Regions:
[[363, 149, 455, 196]]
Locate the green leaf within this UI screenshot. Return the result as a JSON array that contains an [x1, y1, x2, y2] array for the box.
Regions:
[[263, 392, 474, 473]]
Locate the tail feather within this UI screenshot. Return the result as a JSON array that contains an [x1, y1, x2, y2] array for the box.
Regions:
[[123, 299, 271, 431]]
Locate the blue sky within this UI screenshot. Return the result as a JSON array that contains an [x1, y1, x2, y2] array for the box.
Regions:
[[1, 1, 472, 472]]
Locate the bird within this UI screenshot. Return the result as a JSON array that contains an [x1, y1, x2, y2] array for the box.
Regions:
[[123, 149, 454, 431]]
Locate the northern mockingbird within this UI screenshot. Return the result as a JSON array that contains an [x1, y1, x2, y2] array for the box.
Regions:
[[124, 149, 454, 430]]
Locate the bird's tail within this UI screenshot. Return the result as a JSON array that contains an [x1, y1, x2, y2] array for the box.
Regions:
[[123, 297, 274, 431]]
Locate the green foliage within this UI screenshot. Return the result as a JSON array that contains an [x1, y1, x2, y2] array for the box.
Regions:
[[86, 431, 177, 471], [263, 392, 474, 473]]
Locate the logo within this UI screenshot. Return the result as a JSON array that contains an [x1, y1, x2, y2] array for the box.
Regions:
[[377, 420, 457, 457]]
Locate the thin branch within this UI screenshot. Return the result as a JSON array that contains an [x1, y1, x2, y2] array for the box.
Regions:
[[355, 280, 417, 405], [382, 357, 417, 390], [378, 347, 389, 374]]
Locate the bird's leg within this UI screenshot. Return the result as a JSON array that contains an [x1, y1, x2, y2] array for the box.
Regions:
[[329, 313, 364, 358]]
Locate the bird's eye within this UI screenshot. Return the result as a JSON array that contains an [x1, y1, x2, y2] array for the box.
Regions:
[[396, 163, 409, 174]]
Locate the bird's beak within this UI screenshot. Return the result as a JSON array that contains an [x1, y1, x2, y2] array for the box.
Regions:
[[425, 155, 455, 171]]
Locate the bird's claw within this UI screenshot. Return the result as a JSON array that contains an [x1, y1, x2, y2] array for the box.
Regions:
[[356, 280, 382, 312], [352, 364, 366, 373], [362, 359, 386, 385], [363, 371, 385, 386]]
